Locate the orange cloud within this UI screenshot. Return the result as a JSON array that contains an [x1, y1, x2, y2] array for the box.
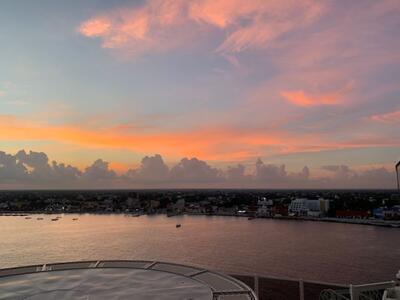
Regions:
[[1, 115, 398, 165], [189, 0, 258, 28], [0, 115, 284, 161], [109, 162, 139, 174], [280, 90, 340, 107], [79, 18, 111, 37], [370, 110, 400, 123]]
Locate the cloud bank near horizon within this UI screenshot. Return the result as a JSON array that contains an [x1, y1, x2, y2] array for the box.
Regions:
[[0, 150, 396, 189]]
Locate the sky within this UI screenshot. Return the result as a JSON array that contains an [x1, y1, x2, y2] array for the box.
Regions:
[[0, 0, 399, 189]]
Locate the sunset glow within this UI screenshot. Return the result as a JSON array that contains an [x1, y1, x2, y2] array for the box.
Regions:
[[0, 0, 399, 188]]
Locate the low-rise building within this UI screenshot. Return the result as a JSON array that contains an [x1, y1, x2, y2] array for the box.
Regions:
[[336, 210, 369, 218], [383, 205, 400, 220], [257, 197, 273, 217], [289, 198, 330, 217], [173, 199, 185, 213]]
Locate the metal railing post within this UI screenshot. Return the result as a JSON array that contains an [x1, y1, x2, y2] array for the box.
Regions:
[[299, 279, 304, 300], [254, 275, 259, 298], [350, 284, 359, 300]]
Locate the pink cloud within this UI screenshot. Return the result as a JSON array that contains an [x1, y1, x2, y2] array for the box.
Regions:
[[78, 0, 188, 56], [213, 0, 325, 53], [79, 18, 111, 37], [370, 110, 400, 124], [78, 0, 325, 57], [189, 0, 259, 28]]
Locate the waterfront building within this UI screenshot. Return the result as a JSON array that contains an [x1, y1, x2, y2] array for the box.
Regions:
[[257, 197, 273, 217], [383, 205, 400, 220], [271, 204, 289, 216], [373, 208, 385, 219], [289, 198, 309, 216], [335, 210, 369, 218], [289, 198, 330, 217], [173, 198, 185, 213]]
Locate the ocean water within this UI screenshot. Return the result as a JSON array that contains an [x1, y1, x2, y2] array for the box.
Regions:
[[0, 214, 399, 284]]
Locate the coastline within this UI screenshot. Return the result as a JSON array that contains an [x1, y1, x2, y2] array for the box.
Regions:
[[1, 210, 399, 228]]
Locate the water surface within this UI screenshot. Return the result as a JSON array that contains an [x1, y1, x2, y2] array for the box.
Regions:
[[1, 214, 399, 284]]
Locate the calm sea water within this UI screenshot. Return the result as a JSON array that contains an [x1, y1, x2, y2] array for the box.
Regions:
[[0, 214, 399, 284]]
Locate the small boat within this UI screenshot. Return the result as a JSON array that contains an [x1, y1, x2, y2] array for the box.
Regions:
[[25, 217, 32, 219], [72, 218, 78, 221], [51, 218, 58, 221], [36, 218, 43, 220], [176, 224, 181, 228]]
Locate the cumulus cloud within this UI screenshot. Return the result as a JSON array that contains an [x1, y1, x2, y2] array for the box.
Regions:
[[15, 150, 53, 180], [255, 158, 287, 183], [0, 150, 397, 189], [125, 154, 169, 182], [51, 161, 81, 182], [0, 150, 81, 187], [320, 165, 396, 189], [289, 166, 310, 181], [253, 159, 311, 188], [0, 151, 28, 181], [170, 157, 222, 182], [226, 164, 249, 182], [83, 159, 116, 181]]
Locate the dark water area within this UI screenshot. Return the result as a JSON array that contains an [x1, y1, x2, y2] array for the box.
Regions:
[[0, 214, 399, 284]]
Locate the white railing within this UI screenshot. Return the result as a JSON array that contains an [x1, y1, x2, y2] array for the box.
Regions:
[[349, 281, 396, 300], [320, 288, 351, 300], [320, 281, 398, 300]]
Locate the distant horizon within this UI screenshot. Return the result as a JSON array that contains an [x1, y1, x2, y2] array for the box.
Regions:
[[1, 188, 399, 192]]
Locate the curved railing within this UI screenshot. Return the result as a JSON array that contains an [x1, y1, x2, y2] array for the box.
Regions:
[[0, 260, 257, 300]]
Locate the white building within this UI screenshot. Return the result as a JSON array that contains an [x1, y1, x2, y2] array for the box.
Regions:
[[289, 198, 330, 217], [173, 199, 185, 212], [257, 197, 273, 217]]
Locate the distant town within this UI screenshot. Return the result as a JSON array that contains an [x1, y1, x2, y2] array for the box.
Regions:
[[0, 190, 399, 227]]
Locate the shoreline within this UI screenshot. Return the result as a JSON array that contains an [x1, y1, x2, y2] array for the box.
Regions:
[[1, 210, 399, 228]]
